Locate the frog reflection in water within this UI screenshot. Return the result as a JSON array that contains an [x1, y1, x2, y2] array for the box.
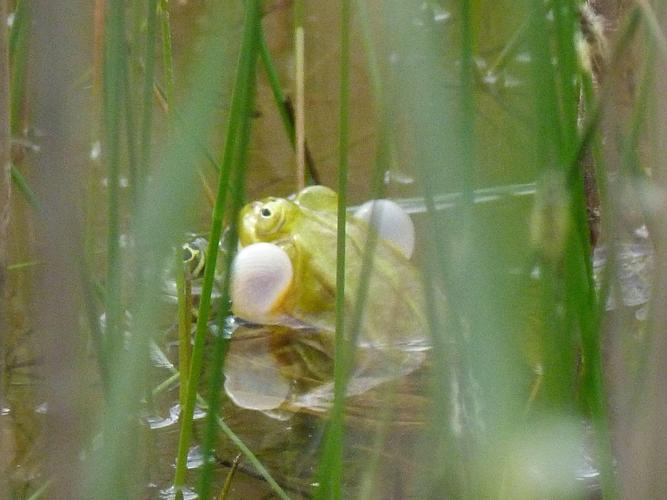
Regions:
[[225, 186, 434, 413]]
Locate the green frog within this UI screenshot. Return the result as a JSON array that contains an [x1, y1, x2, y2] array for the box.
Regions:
[[230, 185, 431, 350]]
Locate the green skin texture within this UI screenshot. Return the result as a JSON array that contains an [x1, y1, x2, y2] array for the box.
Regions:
[[236, 186, 429, 349]]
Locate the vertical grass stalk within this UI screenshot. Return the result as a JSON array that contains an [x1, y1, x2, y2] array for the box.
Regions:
[[172, 1, 261, 496], [160, 0, 175, 108], [123, 59, 139, 211], [141, 0, 159, 200], [259, 26, 294, 148], [8, 0, 39, 208], [176, 251, 192, 410], [103, 0, 127, 361], [294, 0, 305, 190], [258, 26, 319, 184], [0, 4, 11, 471], [313, 0, 351, 498], [198, 44, 257, 500]]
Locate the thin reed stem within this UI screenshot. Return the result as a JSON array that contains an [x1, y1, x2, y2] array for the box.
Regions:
[[258, 26, 320, 184], [123, 58, 139, 211], [103, 0, 126, 364], [294, 0, 305, 190], [313, 0, 351, 498], [172, 1, 261, 496], [218, 455, 241, 500], [175, 250, 191, 410], [141, 0, 159, 198], [160, 0, 175, 109], [198, 13, 259, 499]]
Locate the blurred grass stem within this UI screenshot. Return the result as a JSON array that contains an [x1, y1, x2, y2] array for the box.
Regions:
[[160, 0, 175, 107], [141, 0, 159, 198], [0, 1, 11, 495], [172, 1, 261, 497], [103, 0, 126, 362], [28, 0, 90, 495], [0, 0, 10, 294], [198, 10, 259, 498]]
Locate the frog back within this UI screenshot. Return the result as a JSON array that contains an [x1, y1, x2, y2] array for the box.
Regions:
[[288, 207, 430, 349]]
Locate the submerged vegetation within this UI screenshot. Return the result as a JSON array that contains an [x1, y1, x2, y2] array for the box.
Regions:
[[1, 0, 666, 498]]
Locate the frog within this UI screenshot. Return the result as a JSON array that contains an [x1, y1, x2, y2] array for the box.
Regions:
[[230, 185, 432, 351]]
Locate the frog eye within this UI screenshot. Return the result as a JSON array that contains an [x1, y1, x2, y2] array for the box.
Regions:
[[182, 239, 207, 277], [182, 245, 196, 262], [256, 201, 285, 236], [353, 199, 415, 259], [231, 242, 293, 323]]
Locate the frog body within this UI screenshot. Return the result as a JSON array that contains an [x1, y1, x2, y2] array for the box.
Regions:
[[232, 186, 430, 349]]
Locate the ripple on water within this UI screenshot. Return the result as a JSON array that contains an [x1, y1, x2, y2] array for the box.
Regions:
[[145, 402, 206, 431], [159, 485, 198, 500], [186, 445, 204, 470], [146, 413, 176, 431]]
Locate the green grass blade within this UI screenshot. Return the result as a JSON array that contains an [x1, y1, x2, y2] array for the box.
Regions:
[[103, 0, 127, 362], [123, 57, 139, 212], [198, 8, 260, 499], [26, 479, 52, 500], [10, 164, 39, 210], [159, 0, 175, 108], [84, 2, 243, 497], [9, 0, 27, 134], [8, 0, 38, 209], [258, 26, 294, 146], [258, 26, 320, 184], [172, 1, 261, 496], [141, 0, 159, 197], [313, 0, 351, 498], [175, 250, 191, 410]]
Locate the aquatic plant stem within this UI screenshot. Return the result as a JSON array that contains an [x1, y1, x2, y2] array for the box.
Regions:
[[0, 6, 10, 479], [218, 454, 241, 500], [0, 0, 9, 297], [198, 51, 255, 500], [123, 60, 139, 212], [175, 251, 191, 410], [141, 0, 159, 197], [172, 1, 260, 496], [9, 0, 27, 134], [9, 166, 38, 210], [460, 0, 475, 211], [576, 10, 644, 500], [159, 0, 175, 108], [8, 0, 39, 213], [294, 0, 305, 190], [26, 478, 52, 500], [259, 26, 294, 147], [103, 0, 126, 360], [314, 0, 351, 498], [214, 416, 290, 499], [258, 26, 320, 184]]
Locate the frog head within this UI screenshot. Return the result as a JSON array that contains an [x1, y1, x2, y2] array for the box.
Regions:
[[239, 197, 300, 246], [233, 186, 339, 325]]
